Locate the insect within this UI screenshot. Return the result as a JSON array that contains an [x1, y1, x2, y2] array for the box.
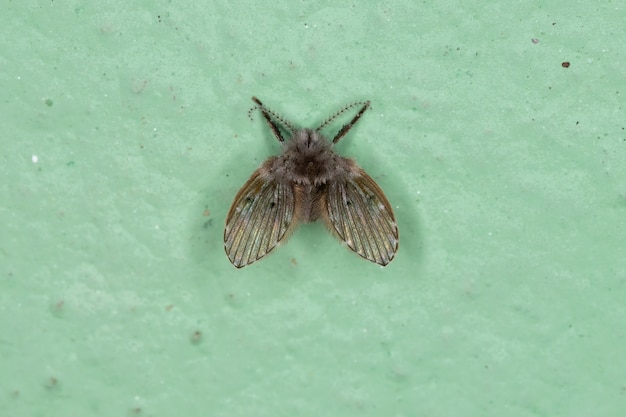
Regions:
[[224, 97, 399, 268]]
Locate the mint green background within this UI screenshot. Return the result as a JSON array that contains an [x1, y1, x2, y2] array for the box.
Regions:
[[2, 1, 625, 416]]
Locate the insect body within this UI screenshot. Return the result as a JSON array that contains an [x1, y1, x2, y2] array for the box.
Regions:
[[224, 97, 398, 268]]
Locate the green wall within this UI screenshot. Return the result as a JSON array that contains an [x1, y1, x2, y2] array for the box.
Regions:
[[1, 1, 624, 416]]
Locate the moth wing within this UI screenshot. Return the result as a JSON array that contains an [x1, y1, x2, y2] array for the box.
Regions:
[[324, 169, 398, 265], [224, 168, 296, 268]]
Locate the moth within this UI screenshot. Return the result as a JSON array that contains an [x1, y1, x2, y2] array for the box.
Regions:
[[224, 97, 399, 268]]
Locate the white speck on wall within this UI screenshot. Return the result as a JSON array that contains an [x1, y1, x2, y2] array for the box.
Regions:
[[32, 155, 38, 163]]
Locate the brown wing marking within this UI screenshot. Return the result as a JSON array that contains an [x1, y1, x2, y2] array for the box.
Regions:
[[325, 169, 398, 265], [224, 170, 296, 267]]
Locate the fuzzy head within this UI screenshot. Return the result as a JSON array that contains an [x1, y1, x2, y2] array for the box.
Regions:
[[269, 129, 353, 186]]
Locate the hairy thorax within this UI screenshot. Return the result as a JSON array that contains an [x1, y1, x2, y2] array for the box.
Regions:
[[268, 129, 353, 186]]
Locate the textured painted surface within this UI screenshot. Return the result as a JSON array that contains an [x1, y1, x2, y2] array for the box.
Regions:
[[1, 1, 625, 416]]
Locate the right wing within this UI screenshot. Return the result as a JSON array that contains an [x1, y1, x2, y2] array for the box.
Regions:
[[324, 169, 398, 266]]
